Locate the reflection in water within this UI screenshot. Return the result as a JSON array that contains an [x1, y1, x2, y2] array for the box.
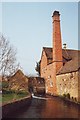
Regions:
[[7, 96, 80, 118], [41, 98, 79, 118]]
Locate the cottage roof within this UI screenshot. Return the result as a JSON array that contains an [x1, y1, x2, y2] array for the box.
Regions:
[[42, 47, 80, 74], [43, 47, 53, 59]]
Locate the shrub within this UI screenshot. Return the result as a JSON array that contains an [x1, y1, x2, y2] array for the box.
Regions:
[[2, 89, 16, 94], [63, 94, 66, 98], [74, 97, 77, 102], [2, 81, 9, 89], [66, 93, 70, 99], [17, 91, 29, 95], [63, 93, 70, 99], [72, 97, 73, 100]]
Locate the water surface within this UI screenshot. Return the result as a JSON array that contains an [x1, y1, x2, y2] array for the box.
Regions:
[[7, 96, 80, 118]]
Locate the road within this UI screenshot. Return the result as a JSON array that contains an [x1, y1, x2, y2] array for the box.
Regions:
[[5, 95, 80, 118]]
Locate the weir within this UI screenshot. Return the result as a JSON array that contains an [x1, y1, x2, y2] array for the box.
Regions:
[[31, 93, 49, 100]]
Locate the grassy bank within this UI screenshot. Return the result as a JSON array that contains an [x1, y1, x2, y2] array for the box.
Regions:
[[2, 91, 30, 105], [0, 94, 2, 105]]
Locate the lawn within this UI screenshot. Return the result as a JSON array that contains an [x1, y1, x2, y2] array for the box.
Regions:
[[0, 94, 2, 105], [2, 92, 29, 105]]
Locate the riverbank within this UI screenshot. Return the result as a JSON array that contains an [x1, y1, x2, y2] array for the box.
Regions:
[[46, 94, 80, 106], [2, 95, 32, 118], [60, 96, 80, 105], [2, 92, 30, 105]]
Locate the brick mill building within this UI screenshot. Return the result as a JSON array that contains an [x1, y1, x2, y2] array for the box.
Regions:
[[40, 11, 80, 102]]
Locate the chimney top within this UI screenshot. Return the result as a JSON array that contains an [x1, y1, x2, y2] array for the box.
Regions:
[[52, 11, 60, 17], [63, 43, 67, 49]]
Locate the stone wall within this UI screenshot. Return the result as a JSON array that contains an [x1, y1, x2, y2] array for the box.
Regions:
[[56, 71, 79, 102]]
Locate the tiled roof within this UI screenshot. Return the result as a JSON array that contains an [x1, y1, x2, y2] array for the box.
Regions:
[[43, 47, 53, 59], [43, 47, 80, 74]]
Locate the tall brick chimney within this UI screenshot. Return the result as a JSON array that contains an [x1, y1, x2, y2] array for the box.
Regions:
[[51, 11, 63, 95], [52, 11, 63, 73]]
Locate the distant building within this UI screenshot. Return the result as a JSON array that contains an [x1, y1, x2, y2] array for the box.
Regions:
[[8, 70, 29, 92], [40, 11, 80, 102], [28, 77, 45, 95]]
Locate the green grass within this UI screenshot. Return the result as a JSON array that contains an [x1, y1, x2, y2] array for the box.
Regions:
[[2, 92, 29, 105], [0, 94, 2, 103]]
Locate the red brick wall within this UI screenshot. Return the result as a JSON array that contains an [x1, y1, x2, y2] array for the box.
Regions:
[[41, 62, 57, 95], [40, 11, 63, 95], [52, 12, 63, 73], [78, 69, 80, 102]]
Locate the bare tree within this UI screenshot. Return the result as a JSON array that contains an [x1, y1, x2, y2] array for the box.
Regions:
[[0, 34, 19, 78]]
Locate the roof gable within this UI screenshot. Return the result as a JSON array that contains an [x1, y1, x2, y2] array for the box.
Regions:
[[41, 48, 48, 61]]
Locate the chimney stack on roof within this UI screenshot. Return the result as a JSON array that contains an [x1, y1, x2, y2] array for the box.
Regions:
[[63, 43, 67, 49]]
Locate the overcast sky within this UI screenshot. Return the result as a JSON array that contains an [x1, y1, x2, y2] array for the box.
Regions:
[[1, 2, 78, 75]]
